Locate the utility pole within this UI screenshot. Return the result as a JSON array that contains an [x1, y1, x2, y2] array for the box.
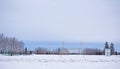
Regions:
[[81, 41, 86, 61], [63, 41, 64, 49], [80, 41, 82, 55], [60, 41, 64, 58]]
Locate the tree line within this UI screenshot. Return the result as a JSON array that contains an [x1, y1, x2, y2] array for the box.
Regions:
[[0, 33, 24, 55], [0, 33, 119, 55], [31, 42, 119, 55]]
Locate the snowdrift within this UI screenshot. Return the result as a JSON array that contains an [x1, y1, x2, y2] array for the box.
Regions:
[[0, 55, 120, 69]]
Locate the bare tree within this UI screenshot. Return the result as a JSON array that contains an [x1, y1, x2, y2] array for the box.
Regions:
[[35, 47, 47, 54], [83, 48, 102, 55]]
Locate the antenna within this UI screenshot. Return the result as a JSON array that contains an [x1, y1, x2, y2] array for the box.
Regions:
[[81, 41, 86, 61], [63, 41, 64, 48], [80, 40, 82, 54]]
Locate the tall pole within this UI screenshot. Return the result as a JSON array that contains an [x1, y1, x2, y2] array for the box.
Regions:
[[60, 41, 64, 58], [80, 41, 82, 55], [63, 41, 64, 49], [81, 41, 86, 61]]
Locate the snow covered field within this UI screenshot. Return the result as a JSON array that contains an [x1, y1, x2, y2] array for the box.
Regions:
[[0, 54, 120, 69]]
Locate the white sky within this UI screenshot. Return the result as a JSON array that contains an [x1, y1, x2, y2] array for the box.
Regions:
[[0, 0, 120, 42]]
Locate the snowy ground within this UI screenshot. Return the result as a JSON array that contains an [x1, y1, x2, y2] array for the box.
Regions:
[[0, 54, 120, 69]]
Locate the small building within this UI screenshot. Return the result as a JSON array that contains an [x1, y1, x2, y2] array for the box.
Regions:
[[104, 42, 112, 56], [105, 48, 111, 56]]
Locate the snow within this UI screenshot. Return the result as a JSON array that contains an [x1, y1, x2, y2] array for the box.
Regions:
[[0, 54, 120, 69]]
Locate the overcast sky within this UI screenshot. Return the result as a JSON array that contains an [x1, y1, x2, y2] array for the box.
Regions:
[[0, 0, 120, 42]]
